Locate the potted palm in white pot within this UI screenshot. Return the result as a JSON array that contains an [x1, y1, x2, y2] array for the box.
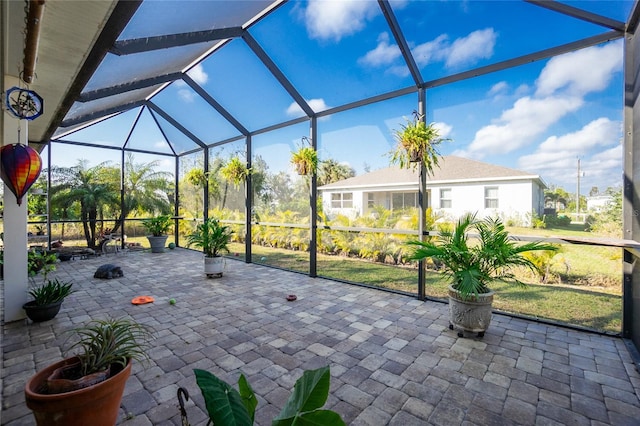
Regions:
[[408, 213, 557, 338], [186, 217, 233, 277]]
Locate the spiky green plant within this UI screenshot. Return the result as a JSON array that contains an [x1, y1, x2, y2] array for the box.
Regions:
[[142, 215, 172, 236], [220, 156, 251, 189], [186, 218, 233, 257], [390, 115, 448, 172], [408, 213, 558, 299], [291, 145, 318, 176], [28, 278, 74, 305], [64, 318, 153, 377]]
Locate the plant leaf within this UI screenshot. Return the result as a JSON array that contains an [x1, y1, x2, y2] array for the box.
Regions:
[[238, 373, 258, 423], [292, 410, 347, 426], [194, 369, 253, 426], [273, 366, 330, 423]]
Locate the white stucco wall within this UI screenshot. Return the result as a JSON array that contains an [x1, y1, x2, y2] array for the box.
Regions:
[[321, 179, 540, 226]]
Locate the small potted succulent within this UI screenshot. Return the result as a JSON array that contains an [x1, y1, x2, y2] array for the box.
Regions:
[[186, 217, 233, 277], [291, 137, 318, 176], [220, 156, 251, 189], [25, 317, 153, 426], [142, 214, 172, 253]]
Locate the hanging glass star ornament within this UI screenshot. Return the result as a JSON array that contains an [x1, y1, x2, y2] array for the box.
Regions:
[[0, 143, 42, 205], [5, 86, 43, 120]]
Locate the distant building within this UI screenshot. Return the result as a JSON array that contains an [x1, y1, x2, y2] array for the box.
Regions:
[[587, 195, 614, 212], [318, 156, 547, 226]]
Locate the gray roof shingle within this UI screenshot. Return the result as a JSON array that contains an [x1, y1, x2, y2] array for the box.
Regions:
[[318, 156, 542, 189]]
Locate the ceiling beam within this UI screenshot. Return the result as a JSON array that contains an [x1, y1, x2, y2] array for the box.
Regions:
[[526, 0, 626, 31], [78, 72, 183, 102], [42, 1, 142, 142], [242, 32, 315, 118], [110, 27, 244, 55], [423, 30, 623, 89], [61, 100, 145, 127]]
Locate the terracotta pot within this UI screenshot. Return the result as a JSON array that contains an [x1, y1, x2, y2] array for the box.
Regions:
[[447, 285, 494, 337], [25, 356, 131, 426]]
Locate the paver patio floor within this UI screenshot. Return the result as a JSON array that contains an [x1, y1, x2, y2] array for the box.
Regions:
[[2, 248, 640, 425]]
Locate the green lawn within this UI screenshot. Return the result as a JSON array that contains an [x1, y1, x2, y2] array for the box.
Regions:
[[230, 242, 622, 334]]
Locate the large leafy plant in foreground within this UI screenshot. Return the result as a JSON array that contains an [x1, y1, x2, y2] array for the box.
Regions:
[[194, 365, 345, 426]]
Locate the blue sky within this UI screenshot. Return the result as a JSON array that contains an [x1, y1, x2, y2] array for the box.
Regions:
[[55, 0, 629, 195]]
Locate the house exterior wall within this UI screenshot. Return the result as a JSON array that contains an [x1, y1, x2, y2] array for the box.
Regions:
[[321, 179, 541, 226]]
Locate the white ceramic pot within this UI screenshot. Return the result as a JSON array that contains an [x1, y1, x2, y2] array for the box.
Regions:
[[204, 256, 225, 277]]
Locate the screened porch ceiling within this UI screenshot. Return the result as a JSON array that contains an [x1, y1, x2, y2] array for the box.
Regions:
[[42, 0, 633, 158]]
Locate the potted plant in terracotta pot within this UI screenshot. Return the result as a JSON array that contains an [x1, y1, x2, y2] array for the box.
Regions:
[[142, 214, 172, 253], [390, 112, 448, 171], [290, 137, 318, 176], [408, 213, 557, 337], [220, 155, 251, 189], [186, 217, 233, 278], [24, 317, 153, 426]]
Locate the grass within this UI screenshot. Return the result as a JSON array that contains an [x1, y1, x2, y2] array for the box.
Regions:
[[230, 242, 622, 334]]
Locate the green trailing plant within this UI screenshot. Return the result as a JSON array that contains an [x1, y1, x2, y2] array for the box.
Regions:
[[142, 215, 172, 236], [390, 112, 448, 171], [28, 250, 58, 278], [290, 139, 318, 176], [28, 278, 74, 306], [193, 365, 345, 426], [220, 156, 251, 189], [186, 218, 233, 257], [408, 212, 558, 299], [64, 318, 153, 377]]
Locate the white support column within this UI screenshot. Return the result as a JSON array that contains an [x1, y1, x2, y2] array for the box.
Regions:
[[2, 75, 29, 322]]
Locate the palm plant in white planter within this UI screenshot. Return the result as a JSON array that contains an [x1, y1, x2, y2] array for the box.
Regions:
[[408, 213, 557, 338], [186, 218, 233, 278]]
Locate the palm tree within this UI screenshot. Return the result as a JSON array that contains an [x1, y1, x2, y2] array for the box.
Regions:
[[51, 161, 119, 248], [121, 153, 173, 220], [317, 159, 355, 186]]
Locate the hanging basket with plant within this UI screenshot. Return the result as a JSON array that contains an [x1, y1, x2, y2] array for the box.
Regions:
[[290, 137, 318, 176], [220, 156, 251, 188], [390, 112, 449, 172]]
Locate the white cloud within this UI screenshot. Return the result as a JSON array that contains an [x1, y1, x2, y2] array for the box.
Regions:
[[446, 28, 497, 68], [187, 64, 208, 85], [538, 117, 618, 153], [358, 33, 401, 67], [304, 0, 378, 42], [433, 122, 453, 139], [517, 119, 622, 188], [178, 89, 195, 103], [535, 40, 622, 97], [488, 81, 508, 97], [286, 98, 331, 116], [411, 28, 496, 69], [466, 96, 583, 157], [412, 35, 449, 67]]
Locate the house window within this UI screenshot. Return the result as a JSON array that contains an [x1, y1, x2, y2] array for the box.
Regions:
[[331, 192, 353, 208], [485, 186, 499, 208], [440, 188, 452, 208], [367, 193, 375, 208], [391, 192, 417, 210]]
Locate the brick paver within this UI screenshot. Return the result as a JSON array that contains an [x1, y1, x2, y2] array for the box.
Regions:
[[2, 248, 639, 425]]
